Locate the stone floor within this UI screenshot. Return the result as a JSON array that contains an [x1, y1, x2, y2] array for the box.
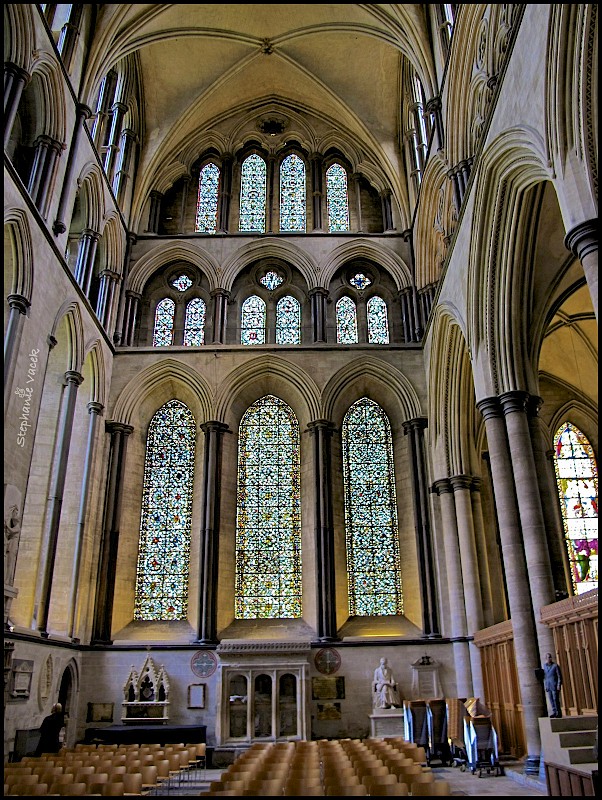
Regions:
[[158, 758, 548, 796]]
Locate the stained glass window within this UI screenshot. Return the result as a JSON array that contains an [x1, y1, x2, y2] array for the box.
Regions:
[[241, 295, 266, 345], [171, 274, 193, 292], [279, 154, 306, 232], [326, 163, 350, 232], [260, 270, 283, 290], [239, 154, 266, 232], [153, 298, 175, 346], [336, 296, 358, 343], [367, 296, 389, 344], [553, 422, 598, 595], [349, 272, 372, 290], [183, 298, 206, 346], [134, 400, 196, 620], [196, 162, 220, 233], [276, 296, 301, 344], [235, 395, 302, 618], [342, 397, 403, 615]]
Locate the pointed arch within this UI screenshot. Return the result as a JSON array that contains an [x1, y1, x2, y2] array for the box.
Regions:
[[4, 209, 34, 301]]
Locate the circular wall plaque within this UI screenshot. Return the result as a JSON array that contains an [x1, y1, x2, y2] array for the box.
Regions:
[[191, 650, 217, 678], [314, 648, 341, 675]]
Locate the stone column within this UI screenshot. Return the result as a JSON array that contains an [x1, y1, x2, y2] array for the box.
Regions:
[[527, 396, 571, 597], [95, 270, 120, 331], [4, 62, 30, 150], [477, 397, 546, 774], [74, 228, 100, 297], [470, 477, 494, 627], [147, 190, 163, 234], [113, 233, 136, 346], [67, 400, 103, 641], [447, 165, 462, 212], [380, 189, 394, 232], [113, 127, 138, 206], [425, 96, 444, 151], [450, 475, 484, 698], [4, 294, 30, 418], [53, 103, 92, 235], [499, 391, 556, 656], [399, 287, 415, 343], [218, 154, 233, 233], [310, 152, 324, 230], [103, 101, 127, 179], [177, 175, 191, 234], [565, 218, 597, 319], [309, 287, 328, 343], [308, 420, 338, 642], [56, 5, 83, 70], [196, 421, 230, 644], [211, 290, 230, 344], [432, 479, 473, 697], [28, 135, 63, 218], [33, 370, 84, 636], [352, 173, 363, 233], [91, 421, 133, 644], [122, 291, 141, 347], [403, 418, 439, 636], [267, 155, 276, 233]]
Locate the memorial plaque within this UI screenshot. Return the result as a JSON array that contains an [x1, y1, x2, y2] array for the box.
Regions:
[[317, 702, 341, 720], [311, 676, 345, 700]]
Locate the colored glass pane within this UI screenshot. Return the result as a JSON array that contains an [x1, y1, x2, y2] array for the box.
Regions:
[[235, 395, 302, 618], [241, 295, 266, 345], [349, 272, 371, 290], [183, 298, 205, 346], [326, 163, 350, 232], [276, 295, 301, 344], [342, 398, 403, 616], [279, 154, 306, 232], [260, 270, 283, 290], [336, 296, 358, 343], [367, 296, 389, 344], [239, 154, 266, 232], [134, 400, 195, 620], [171, 274, 193, 291], [195, 162, 220, 233], [553, 422, 598, 595], [153, 298, 175, 346]]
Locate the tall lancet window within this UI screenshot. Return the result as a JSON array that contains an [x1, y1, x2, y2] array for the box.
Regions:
[[183, 298, 206, 346], [196, 162, 220, 233], [276, 296, 301, 344], [326, 163, 350, 232], [367, 296, 389, 343], [553, 422, 598, 595], [241, 295, 266, 345], [235, 395, 302, 618], [279, 154, 306, 231], [153, 298, 175, 346], [336, 296, 358, 343], [342, 398, 403, 616], [239, 154, 266, 232], [134, 400, 196, 620]]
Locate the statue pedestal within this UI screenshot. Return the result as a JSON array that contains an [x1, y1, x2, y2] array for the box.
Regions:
[[369, 707, 404, 737]]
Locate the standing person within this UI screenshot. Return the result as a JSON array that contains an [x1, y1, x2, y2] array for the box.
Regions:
[[373, 657, 401, 709], [543, 652, 563, 718], [35, 703, 65, 755]]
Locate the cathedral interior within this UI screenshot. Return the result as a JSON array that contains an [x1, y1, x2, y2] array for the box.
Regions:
[[3, 2, 598, 777]]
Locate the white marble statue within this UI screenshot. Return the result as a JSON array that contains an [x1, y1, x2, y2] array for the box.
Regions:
[[373, 657, 402, 709]]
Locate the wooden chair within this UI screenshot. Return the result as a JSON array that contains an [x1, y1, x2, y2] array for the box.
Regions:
[[122, 772, 143, 795], [412, 779, 450, 795], [367, 782, 410, 796], [102, 782, 126, 796], [139, 764, 158, 794], [5, 773, 41, 791], [325, 785, 368, 796], [56, 781, 88, 796], [361, 772, 399, 790], [241, 778, 286, 796]]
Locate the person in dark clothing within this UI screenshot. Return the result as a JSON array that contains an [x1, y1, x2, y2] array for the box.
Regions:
[[543, 653, 563, 718], [35, 702, 65, 755]]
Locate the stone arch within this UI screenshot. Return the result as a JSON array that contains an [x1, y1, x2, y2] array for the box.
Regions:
[[4, 209, 34, 301], [221, 239, 319, 292], [320, 240, 411, 292], [81, 339, 107, 406], [414, 154, 457, 289], [127, 242, 221, 295], [50, 301, 86, 373]]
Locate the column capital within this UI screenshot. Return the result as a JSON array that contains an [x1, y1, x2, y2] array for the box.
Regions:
[[449, 474, 473, 491], [564, 218, 598, 261], [476, 396, 502, 420], [7, 294, 31, 314], [470, 477, 483, 492], [47, 334, 58, 350], [76, 103, 93, 120], [64, 370, 84, 386], [402, 416, 428, 434], [210, 288, 230, 300], [307, 419, 336, 434], [425, 95, 442, 113], [125, 289, 142, 300], [432, 478, 453, 495], [87, 401, 104, 415], [5, 61, 31, 84], [499, 390, 529, 415], [526, 394, 544, 417], [81, 227, 101, 241], [200, 420, 230, 435], [105, 420, 134, 436], [401, 227, 413, 243], [309, 286, 329, 299]]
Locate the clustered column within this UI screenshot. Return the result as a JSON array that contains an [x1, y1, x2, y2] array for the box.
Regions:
[[53, 103, 92, 235], [196, 421, 230, 644], [4, 63, 31, 149], [310, 153, 324, 231], [309, 287, 328, 343], [74, 228, 100, 297], [565, 218, 598, 320], [28, 134, 64, 218], [4, 294, 31, 417], [211, 290, 230, 344]]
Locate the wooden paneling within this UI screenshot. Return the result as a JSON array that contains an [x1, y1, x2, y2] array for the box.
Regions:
[[545, 762, 595, 797]]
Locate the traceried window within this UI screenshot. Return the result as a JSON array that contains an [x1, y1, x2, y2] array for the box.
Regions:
[[342, 398, 403, 615], [241, 295, 266, 345], [240, 154, 267, 232], [367, 296, 389, 344], [260, 271, 283, 290], [153, 298, 175, 346], [326, 163, 350, 232], [196, 163, 220, 233], [276, 296, 301, 344], [235, 395, 302, 618], [134, 400, 196, 620], [336, 296, 358, 343], [183, 298, 206, 346], [553, 422, 598, 595], [279, 154, 306, 232]]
